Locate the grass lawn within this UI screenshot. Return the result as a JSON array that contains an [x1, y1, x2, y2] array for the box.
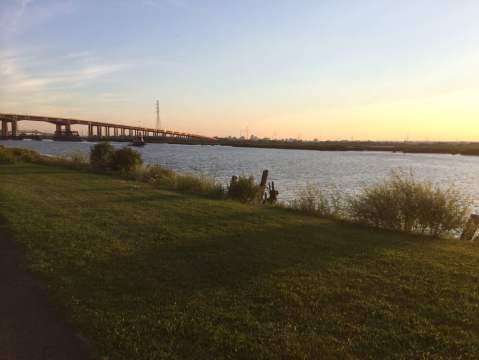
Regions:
[[1, 162, 478, 359]]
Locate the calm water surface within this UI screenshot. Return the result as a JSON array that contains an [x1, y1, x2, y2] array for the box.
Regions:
[[3, 140, 479, 208]]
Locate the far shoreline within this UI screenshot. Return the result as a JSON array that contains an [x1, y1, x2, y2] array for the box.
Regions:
[[218, 139, 479, 157], [2, 138, 479, 158]]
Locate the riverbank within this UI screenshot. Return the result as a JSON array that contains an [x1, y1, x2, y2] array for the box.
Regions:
[[3, 140, 479, 209], [1, 161, 478, 359]]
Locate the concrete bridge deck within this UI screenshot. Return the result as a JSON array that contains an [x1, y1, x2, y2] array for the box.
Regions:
[[0, 113, 216, 143]]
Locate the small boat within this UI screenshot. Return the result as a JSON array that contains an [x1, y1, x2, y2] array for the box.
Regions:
[[129, 136, 146, 147]]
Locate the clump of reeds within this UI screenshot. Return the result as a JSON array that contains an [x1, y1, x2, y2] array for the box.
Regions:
[[289, 183, 343, 218], [348, 170, 471, 237], [132, 165, 225, 199]]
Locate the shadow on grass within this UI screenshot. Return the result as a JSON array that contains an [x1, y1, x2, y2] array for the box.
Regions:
[[67, 211, 417, 304]]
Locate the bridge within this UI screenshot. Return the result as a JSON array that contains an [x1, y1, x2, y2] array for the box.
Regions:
[[0, 113, 216, 143]]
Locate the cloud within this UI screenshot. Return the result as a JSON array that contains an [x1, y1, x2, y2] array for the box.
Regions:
[[0, 48, 130, 114]]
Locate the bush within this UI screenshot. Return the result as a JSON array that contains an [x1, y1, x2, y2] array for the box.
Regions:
[[9, 148, 41, 162], [111, 147, 143, 173], [227, 176, 263, 203], [90, 142, 115, 170], [349, 170, 471, 237], [290, 183, 342, 218], [0, 147, 16, 164]]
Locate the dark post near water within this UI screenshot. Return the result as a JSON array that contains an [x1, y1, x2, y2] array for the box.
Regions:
[[460, 214, 479, 241], [260, 170, 269, 188]]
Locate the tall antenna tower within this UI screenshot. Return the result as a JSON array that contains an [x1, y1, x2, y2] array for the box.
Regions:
[[156, 100, 161, 129]]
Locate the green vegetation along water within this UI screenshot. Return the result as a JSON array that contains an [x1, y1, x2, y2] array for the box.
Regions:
[[0, 162, 478, 359], [2, 139, 479, 209]]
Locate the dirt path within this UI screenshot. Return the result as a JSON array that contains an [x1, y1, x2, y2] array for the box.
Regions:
[[0, 230, 92, 360]]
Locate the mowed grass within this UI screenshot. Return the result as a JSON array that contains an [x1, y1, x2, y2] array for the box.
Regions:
[[1, 163, 478, 359]]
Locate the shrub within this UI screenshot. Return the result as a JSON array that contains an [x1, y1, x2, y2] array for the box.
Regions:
[[90, 142, 115, 170], [111, 147, 143, 173], [227, 176, 263, 203], [289, 183, 343, 218], [9, 148, 41, 162], [0, 147, 16, 164], [348, 170, 471, 237]]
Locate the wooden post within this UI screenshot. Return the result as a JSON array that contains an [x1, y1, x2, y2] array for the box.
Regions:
[[460, 214, 479, 241], [259, 170, 269, 202], [260, 170, 269, 187]]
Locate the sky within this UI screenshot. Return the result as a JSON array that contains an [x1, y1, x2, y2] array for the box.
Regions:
[[1, 0, 479, 140]]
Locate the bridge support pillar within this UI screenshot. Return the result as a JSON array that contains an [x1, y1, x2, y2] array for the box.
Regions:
[[1, 120, 7, 137], [88, 124, 93, 137], [55, 123, 62, 136], [11, 120, 17, 137]]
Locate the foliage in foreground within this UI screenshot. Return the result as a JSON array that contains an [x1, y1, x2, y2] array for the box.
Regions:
[[0, 145, 88, 170], [90, 142, 143, 173], [0, 145, 16, 164], [227, 176, 263, 203], [133, 165, 225, 199], [1, 162, 478, 359], [289, 183, 342, 218], [90, 142, 115, 170], [111, 147, 143, 173], [349, 171, 471, 237], [289, 171, 472, 238]]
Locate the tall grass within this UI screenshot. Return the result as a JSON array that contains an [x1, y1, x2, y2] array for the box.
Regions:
[[132, 165, 225, 199], [289, 183, 343, 218], [348, 170, 471, 237]]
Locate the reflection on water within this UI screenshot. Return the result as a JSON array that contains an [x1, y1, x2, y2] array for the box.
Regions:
[[2, 140, 479, 208]]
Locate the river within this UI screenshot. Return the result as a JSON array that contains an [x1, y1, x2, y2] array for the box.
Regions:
[[2, 139, 479, 208]]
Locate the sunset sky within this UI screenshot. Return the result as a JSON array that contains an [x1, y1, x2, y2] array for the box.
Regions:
[[1, 0, 479, 140]]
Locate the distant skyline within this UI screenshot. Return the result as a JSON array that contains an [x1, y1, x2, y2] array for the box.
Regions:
[[1, 0, 479, 140]]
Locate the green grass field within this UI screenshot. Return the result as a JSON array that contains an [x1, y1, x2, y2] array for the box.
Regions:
[[1, 163, 478, 359]]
